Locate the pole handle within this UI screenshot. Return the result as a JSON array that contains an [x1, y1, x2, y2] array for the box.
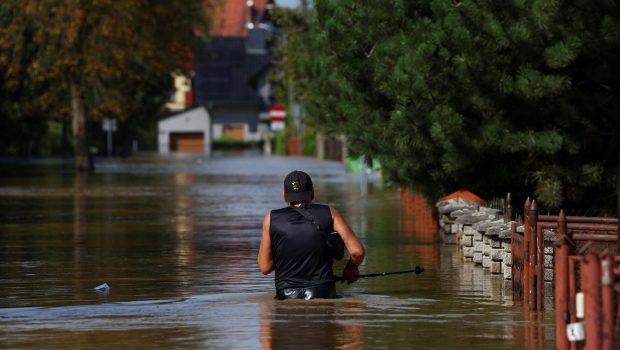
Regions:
[[335, 265, 424, 281]]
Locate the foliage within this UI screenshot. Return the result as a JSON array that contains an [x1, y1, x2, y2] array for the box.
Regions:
[[270, 6, 311, 116], [0, 0, 212, 161], [273, 129, 288, 156], [274, 0, 620, 209], [212, 135, 262, 150], [302, 128, 316, 157]]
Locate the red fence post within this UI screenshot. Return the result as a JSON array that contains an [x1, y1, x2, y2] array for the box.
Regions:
[[582, 254, 602, 350], [569, 256, 579, 350], [601, 255, 614, 350], [536, 225, 544, 310], [528, 200, 539, 310], [512, 222, 524, 301], [524, 198, 531, 306], [555, 211, 569, 350], [511, 221, 516, 297]]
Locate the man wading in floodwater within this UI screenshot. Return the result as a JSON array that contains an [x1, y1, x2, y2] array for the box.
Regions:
[[257, 170, 365, 300]]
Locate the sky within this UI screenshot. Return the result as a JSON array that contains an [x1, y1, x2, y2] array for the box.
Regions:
[[276, 0, 301, 8]]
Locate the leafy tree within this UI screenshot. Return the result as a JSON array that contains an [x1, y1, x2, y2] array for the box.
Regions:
[[0, 0, 211, 169], [277, 0, 620, 210]]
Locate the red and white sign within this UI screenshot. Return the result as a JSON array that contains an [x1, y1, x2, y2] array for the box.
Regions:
[[269, 105, 286, 131]]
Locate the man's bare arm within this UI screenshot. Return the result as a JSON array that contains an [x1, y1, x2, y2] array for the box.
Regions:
[[331, 207, 365, 283], [257, 212, 274, 274]]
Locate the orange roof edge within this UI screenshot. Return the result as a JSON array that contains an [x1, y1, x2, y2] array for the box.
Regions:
[[438, 190, 486, 204]]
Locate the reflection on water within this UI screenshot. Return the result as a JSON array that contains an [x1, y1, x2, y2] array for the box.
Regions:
[[260, 299, 365, 350], [0, 154, 553, 349]]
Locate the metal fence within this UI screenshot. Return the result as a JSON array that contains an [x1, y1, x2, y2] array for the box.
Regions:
[[487, 193, 618, 348], [553, 210, 618, 350]]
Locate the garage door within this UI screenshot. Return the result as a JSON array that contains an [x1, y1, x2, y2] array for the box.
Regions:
[[170, 132, 204, 153], [223, 126, 244, 141]]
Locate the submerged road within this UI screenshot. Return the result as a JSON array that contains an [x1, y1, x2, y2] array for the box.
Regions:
[[0, 153, 554, 349]]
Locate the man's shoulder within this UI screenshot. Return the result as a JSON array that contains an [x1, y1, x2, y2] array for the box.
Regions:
[[270, 204, 331, 214], [271, 206, 293, 215], [308, 204, 333, 218], [309, 203, 330, 210]]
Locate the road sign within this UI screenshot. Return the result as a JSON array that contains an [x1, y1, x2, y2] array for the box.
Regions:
[[269, 105, 286, 131], [102, 118, 117, 131]]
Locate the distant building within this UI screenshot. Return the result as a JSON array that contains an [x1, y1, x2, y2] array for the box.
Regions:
[[192, 0, 277, 142], [158, 107, 211, 155]]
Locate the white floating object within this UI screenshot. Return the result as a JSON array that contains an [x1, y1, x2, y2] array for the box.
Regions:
[[566, 322, 585, 342], [94, 283, 110, 293], [575, 292, 584, 319]]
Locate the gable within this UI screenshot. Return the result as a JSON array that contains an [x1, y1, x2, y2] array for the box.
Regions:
[[158, 107, 210, 131]]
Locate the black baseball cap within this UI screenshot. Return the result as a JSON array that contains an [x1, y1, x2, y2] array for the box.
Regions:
[[283, 170, 314, 202]]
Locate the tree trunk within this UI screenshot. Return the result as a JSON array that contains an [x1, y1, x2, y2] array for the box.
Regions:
[[71, 83, 91, 172]]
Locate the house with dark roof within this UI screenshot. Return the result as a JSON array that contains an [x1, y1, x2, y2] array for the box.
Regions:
[[192, 0, 277, 143], [158, 106, 211, 154]]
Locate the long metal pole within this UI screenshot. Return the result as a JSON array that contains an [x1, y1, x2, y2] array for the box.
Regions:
[[555, 211, 569, 350], [524, 197, 531, 306], [583, 254, 602, 350], [335, 266, 424, 281], [529, 200, 539, 310], [511, 222, 516, 297], [601, 255, 614, 350], [536, 225, 544, 310]]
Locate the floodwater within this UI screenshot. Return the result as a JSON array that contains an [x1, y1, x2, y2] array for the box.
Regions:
[[0, 153, 554, 349]]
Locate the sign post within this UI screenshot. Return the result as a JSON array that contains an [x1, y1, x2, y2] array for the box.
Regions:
[[269, 105, 286, 131], [102, 118, 117, 157]]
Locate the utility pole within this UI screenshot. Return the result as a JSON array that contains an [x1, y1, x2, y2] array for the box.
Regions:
[[287, 63, 302, 155]]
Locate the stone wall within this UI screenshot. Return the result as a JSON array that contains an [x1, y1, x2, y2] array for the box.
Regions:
[[437, 198, 554, 283]]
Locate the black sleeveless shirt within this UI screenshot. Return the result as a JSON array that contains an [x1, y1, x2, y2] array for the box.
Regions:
[[270, 203, 336, 290]]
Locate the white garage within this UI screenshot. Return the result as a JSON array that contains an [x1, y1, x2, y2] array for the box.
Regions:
[[158, 107, 211, 155]]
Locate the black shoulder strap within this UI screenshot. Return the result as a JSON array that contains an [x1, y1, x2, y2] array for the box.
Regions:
[[292, 205, 323, 232]]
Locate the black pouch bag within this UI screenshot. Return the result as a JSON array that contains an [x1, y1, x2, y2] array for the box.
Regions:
[[294, 206, 345, 261]]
